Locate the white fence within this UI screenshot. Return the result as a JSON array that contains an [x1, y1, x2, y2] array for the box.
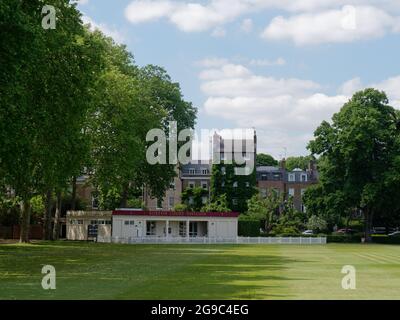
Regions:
[[97, 236, 327, 245]]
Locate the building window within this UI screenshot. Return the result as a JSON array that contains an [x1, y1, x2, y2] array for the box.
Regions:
[[189, 222, 198, 237], [201, 168, 208, 175], [179, 222, 187, 237], [146, 221, 156, 236], [70, 219, 83, 225], [288, 188, 295, 197], [301, 204, 307, 213], [168, 196, 174, 208], [105, 220, 112, 225], [90, 220, 98, 225], [189, 181, 195, 189], [221, 166, 226, 175], [233, 181, 238, 188], [169, 181, 175, 190], [301, 174, 308, 182], [288, 173, 295, 182], [221, 181, 225, 187], [189, 168, 195, 175], [91, 193, 99, 209], [164, 226, 172, 235], [201, 181, 208, 189], [124, 221, 129, 225], [202, 196, 208, 204], [245, 182, 250, 187], [301, 189, 306, 198], [129, 220, 135, 225], [232, 198, 238, 205], [261, 174, 267, 180], [98, 220, 105, 225], [189, 197, 194, 205]]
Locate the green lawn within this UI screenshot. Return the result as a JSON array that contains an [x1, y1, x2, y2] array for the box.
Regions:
[[0, 241, 399, 300]]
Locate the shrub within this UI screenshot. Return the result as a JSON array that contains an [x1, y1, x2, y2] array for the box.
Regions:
[[238, 219, 260, 237], [372, 235, 400, 244], [327, 234, 362, 243], [173, 204, 188, 212]]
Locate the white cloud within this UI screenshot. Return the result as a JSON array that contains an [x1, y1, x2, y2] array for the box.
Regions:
[[240, 18, 253, 32], [199, 64, 251, 80], [339, 75, 400, 108], [211, 26, 226, 37], [339, 77, 362, 95], [196, 57, 230, 68], [262, 5, 400, 45], [82, 15, 125, 44], [198, 59, 400, 156], [249, 57, 286, 67], [124, 0, 400, 41]]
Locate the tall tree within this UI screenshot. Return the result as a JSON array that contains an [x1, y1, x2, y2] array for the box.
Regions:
[[308, 89, 400, 242], [87, 33, 197, 209], [0, 1, 103, 241], [256, 153, 278, 166], [285, 156, 314, 171]]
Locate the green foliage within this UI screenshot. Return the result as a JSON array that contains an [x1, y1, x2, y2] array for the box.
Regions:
[[238, 218, 260, 236], [181, 187, 208, 211], [256, 153, 278, 166], [327, 235, 362, 243], [210, 162, 257, 213], [285, 156, 313, 171], [126, 198, 144, 209], [173, 203, 188, 212], [307, 215, 328, 233], [371, 235, 400, 245], [246, 192, 281, 232], [308, 89, 400, 241], [201, 194, 231, 212]]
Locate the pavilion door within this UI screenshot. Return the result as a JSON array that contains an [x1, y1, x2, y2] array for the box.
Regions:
[[189, 222, 198, 237], [134, 223, 143, 238]]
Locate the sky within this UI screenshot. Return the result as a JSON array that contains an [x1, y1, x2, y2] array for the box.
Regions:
[[76, 0, 400, 159]]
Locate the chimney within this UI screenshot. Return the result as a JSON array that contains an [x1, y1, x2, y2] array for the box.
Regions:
[[279, 158, 286, 170]]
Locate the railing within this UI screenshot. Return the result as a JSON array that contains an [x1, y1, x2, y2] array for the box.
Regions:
[[96, 236, 327, 245]]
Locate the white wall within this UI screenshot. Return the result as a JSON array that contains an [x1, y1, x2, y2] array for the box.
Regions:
[[112, 215, 238, 238]]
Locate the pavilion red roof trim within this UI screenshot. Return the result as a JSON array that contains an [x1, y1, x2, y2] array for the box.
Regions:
[[112, 210, 239, 218]]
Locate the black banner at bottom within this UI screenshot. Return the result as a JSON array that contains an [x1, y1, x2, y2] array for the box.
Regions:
[[0, 300, 398, 319]]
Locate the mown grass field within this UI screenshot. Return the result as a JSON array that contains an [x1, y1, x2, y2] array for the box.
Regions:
[[0, 241, 399, 300]]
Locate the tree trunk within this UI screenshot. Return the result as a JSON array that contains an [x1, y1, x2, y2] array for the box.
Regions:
[[43, 190, 53, 240], [364, 208, 374, 243], [19, 199, 31, 243], [52, 191, 62, 240], [120, 183, 129, 208], [71, 176, 77, 211]]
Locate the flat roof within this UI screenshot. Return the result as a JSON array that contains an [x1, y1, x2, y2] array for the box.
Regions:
[[112, 210, 239, 218]]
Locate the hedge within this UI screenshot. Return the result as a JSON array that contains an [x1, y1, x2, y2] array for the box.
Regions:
[[238, 220, 260, 237], [372, 235, 400, 244], [327, 235, 362, 243]]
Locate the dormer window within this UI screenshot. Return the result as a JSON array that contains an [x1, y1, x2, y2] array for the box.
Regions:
[[288, 173, 295, 182], [189, 168, 195, 175], [301, 174, 308, 182]]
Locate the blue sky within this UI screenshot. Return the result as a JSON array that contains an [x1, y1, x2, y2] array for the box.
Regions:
[[77, 0, 400, 159]]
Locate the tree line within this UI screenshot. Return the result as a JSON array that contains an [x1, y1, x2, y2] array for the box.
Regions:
[[0, 0, 196, 242]]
